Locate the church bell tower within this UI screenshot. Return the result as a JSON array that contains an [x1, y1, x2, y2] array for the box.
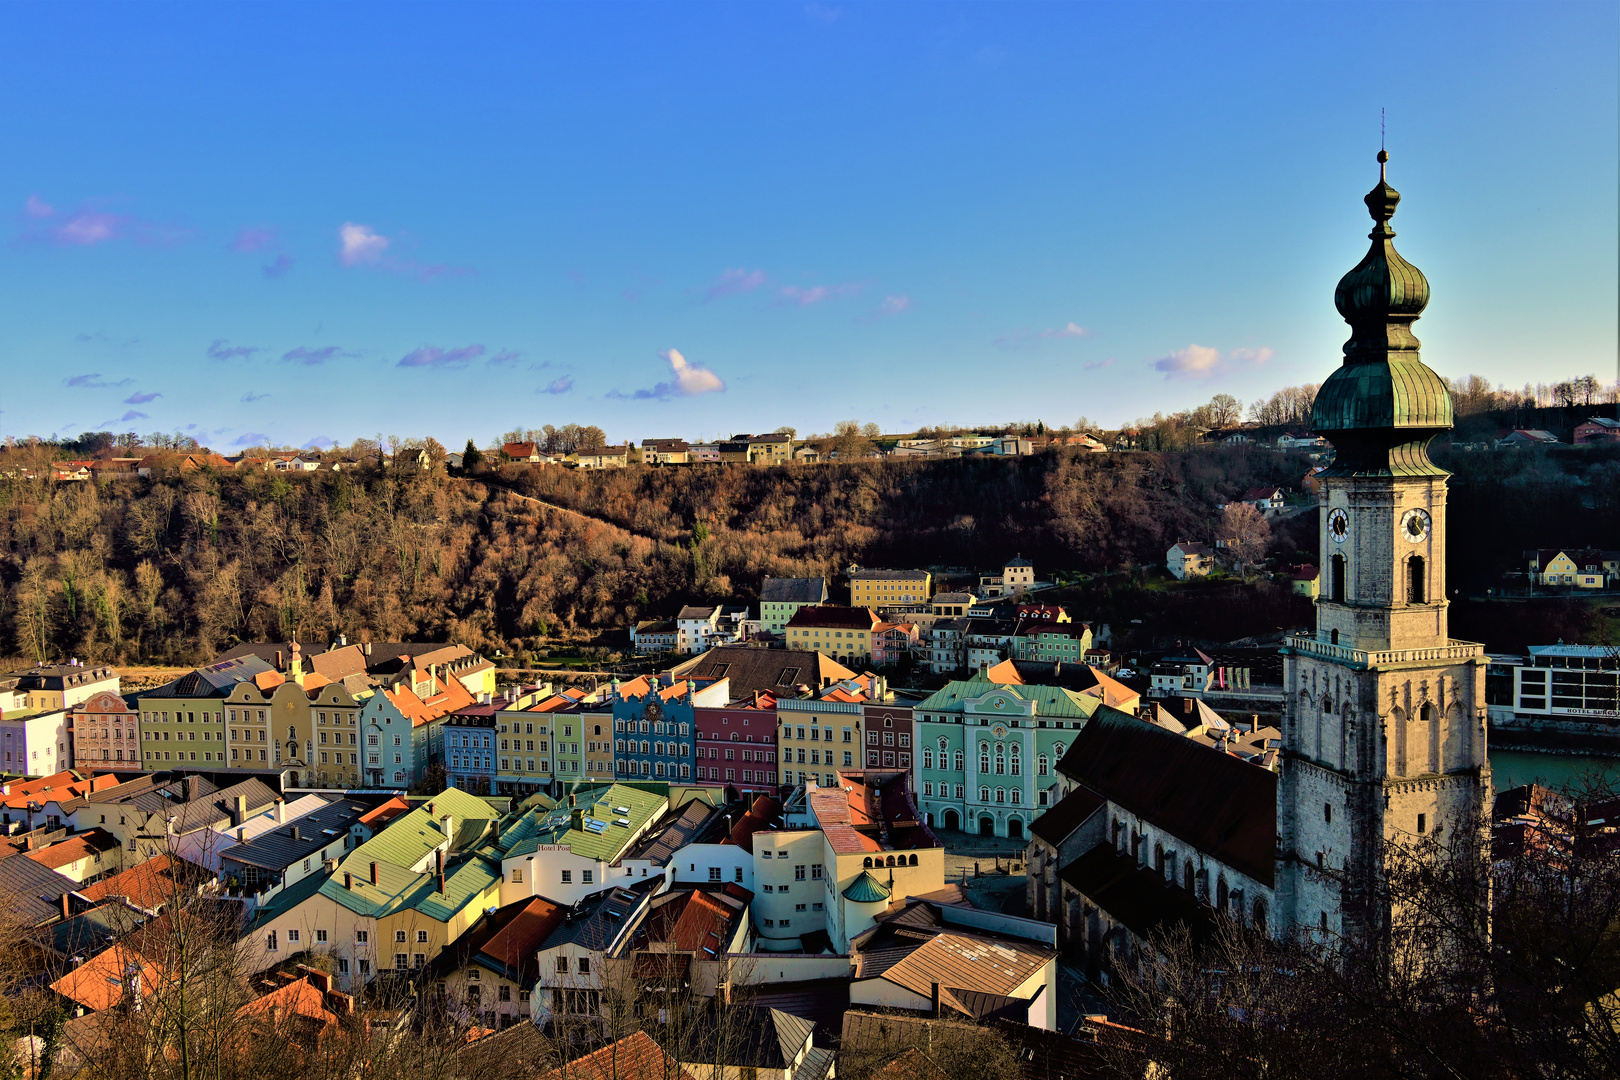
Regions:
[[1276, 151, 1492, 944]]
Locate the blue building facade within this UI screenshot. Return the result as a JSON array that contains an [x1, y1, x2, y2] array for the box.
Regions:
[[611, 677, 706, 783]]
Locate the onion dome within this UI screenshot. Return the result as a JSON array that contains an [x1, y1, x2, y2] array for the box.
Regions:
[[1311, 151, 1453, 478]]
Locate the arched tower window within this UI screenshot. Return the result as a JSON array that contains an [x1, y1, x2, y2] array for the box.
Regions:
[[1407, 556, 1426, 604], [1330, 554, 1347, 603]]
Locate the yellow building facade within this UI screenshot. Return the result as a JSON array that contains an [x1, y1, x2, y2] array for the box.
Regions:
[[849, 569, 931, 608]]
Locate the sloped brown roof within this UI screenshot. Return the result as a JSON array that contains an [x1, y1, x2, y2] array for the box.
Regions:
[[1057, 707, 1276, 886], [670, 647, 857, 699], [77, 853, 183, 912], [538, 1031, 697, 1080]]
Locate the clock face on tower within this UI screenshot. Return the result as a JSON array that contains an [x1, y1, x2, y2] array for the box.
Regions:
[[1328, 507, 1350, 543], [1401, 508, 1432, 543]]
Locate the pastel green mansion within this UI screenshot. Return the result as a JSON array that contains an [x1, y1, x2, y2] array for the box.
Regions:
[[912, 678, 1102, 839]]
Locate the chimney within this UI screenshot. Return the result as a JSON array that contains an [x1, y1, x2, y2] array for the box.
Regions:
[[231, 794, 247, 827], [364, 642, 372, 656], [436, 849, 445, 894], [369, 860, 379, 886], [571, 808, 583, 832], [236, 827, 246, 843], [441, 812, 455, 847], [166, 815, 177, 836], [290, 826, 300, 841], [61, 892, 71, 921], [344, 871, 353, 890], [274, 799, 285, 824]]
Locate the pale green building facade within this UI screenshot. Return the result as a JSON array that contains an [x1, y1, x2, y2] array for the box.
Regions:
[[913, 678, 1101, 840]]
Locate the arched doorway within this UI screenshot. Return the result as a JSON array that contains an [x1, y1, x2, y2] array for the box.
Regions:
[[979, 816, 995, 837], [724, 785, 740, 804], [1007, 819, 1023, 840], [287, 772, 299, 787], [943, 809, 960, 831]]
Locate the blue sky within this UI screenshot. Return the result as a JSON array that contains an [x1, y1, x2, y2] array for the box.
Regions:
[[2, 1, 1615, 450]]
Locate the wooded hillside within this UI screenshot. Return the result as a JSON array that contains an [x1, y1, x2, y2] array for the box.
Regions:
[[1, 443, 1614, 665]]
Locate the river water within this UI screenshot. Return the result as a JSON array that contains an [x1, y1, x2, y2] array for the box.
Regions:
[[1489, 748, 1620, 793]]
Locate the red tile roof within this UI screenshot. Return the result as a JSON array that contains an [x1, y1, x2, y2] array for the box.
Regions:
[[26, 828, 119, 872], [77, 853, 181, 912], [538, 1031, 697, 1080], [726, 795, 782, 854], [478, 896, 565, 978]]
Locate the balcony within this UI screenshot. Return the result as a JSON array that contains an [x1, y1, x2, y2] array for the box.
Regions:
[[1283, 635, 1485, 669]]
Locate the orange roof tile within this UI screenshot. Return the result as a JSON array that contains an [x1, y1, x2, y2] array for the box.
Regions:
[[77, 854, 181, 912], [51, 945, 161, 1013], [538, 1032, 697, 1080]]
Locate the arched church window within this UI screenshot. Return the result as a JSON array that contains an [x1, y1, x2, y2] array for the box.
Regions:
[[1216, 876, 1228, 912], [1252, 898, 1268, 935], [1183, 862, 1195, 892]]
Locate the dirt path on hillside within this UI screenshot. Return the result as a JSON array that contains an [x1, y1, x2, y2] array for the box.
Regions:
[[478, 479, 668, 546]]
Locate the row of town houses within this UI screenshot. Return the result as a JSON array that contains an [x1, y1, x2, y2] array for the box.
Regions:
[[2, 625, 1279, 1072]]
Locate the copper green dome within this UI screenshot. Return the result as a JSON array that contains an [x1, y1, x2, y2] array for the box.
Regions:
[[841, 870, 891, 903], [1312, 150, 1453, 479]]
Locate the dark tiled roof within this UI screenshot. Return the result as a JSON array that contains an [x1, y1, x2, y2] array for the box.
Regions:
[[0, 852, 75, 926], [656, 1004, 813, 1069], [760, 577, 829, 604], [541, 878, 661, 953], [626, 801, 722, 866], [218, 797, 368, 871], [1057, 707, 1276, 885], [669, 647, 857, 699], [1059, 842, 1220, 949], [786, 605, 879, 630], [1028, 787, 1104, 847]]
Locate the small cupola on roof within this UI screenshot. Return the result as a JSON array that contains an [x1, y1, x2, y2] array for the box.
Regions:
[[1311, 150, 1453, 477]]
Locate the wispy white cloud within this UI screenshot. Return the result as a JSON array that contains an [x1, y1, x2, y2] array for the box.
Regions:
[[230, 226, 278, 253], [337, 221, 467, 281], [487, 349, 521, 368], [241, 391, 271, 403], [262, 254, 295, 278], [397, 344, 486, 369], [1084, 358, 1114, 371], [207, 339, 261, 361], [539, 376, 574, 395], [65, 373, 133, 389], [24, 194, 54, 218], [338, 222, 389, 266], [304, 436, 336, 449], [608, 348, 726, 400], [779, 281, 867, 307], [232, 432, 271, 447], [282, 345, 355, 365], [856, 295, 912, 324], [118, 410, 148, 422], [703, 268, 768, 301], [125, 391, 162, 404], [995, 321, 1090, 348], [1149, 344, 1272, 380]]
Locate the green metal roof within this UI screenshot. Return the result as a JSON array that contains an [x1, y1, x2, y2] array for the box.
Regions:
[[1312, 357, 1452, 434], [342, 786, 498, 873], [914, 679, 1099, 720], [841, 871, 892, 903], [502, 783, 667, 862], [1309, 153, 1455, 478]]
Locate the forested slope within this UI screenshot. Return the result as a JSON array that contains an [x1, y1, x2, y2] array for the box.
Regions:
[[2, 443, 1612, 665]]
